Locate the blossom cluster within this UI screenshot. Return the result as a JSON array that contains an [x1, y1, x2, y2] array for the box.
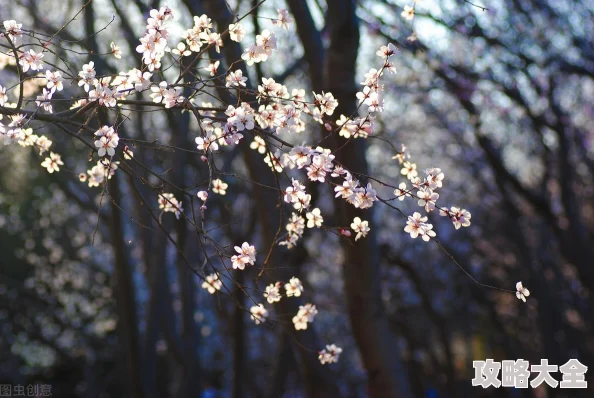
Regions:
[[93, 126, 119, 157], [292, 303, 318, 330], [231, 242, 256, 270], [241, 29, 277, 65], [318, 344, 343, 365], [137, 5, 175, 71], [391, 147, 472, 239], [81, 159, 119, 187], [0, 112, 57, 174]]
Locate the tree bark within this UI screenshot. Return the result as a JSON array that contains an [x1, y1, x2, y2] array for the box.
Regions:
[[109, 176, 145, 398], [325, 0, 412, 396], [184, 1, 342, 396]]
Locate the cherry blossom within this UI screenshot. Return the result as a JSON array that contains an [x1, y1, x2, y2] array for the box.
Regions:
[[19, 49, 44, 72], [225, 70, 248, 88], [3, 20, 23, 44], [401, 161, 418, 180], [250, 136, 267, 154], [132, 69, 152, 92], [392, 144, 410, 164], [264, 282, 282, 303], [318, 344, 342, 364], [162, 86, 184, 108], [241, 43, 264, 65], [0, 85, 7, 106], [285, 277, 303, 297], [45, 71, 63, 92], [292, 311, 309, 330], [197, 191, 208, 201], [273, 9, 293, 30], [440, 207, 472, 229], [110, 42, 122, 59], [231, 242, 256, 270], [35, 135, 52, 155], [292, 303, 317, 330], [150, 81, 168, 103], [136, 6, 174, 69], [35, 88, 53, 113], [376, 43, 398, 59], [212, 178, 228, 195], [229, 23, 245, 42], [98, 158, 119, 179], [0, 12, 509, 374], [306, 208, 323, 228], [417, 187, 439, 212], [351, 217, 370, 241], [40, 152, 63, 173], [86, 165, 104, 187], [255, 29, 277, 61], [250, 304, 268, 325], [313, 91, 338, 115], [123, 145, 134, 159], [204, 60, 220, 76], [401, 5, 415, 21], [171, 43, 191, 57], [425, 168, 445, 189], [202, 273, 222, 294], [202, 32, 223, 53], [158, 193, 183, 219], [78, 61, 97, 92], [404, 212, 436, 242], [394, 182, 410, 201], [264, 150, 284, 173], [226, 105, 254, 131], [280, 213, 306, 248], [94, 126, 119, 157], [516, 282, 530, 302]]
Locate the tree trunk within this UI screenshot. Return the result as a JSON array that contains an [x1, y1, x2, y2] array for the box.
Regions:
[[325, 0, 412, 396]]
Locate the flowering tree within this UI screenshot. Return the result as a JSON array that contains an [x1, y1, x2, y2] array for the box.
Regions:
[[0, 0, 553, 397]]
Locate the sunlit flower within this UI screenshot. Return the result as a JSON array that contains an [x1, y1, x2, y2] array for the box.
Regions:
[[306, 208, 323, 228], [212, 178, 228, 195], [285, 277, 303, 297], [197, 191, 208, 201], [204, 60, 220, 76], [158, 193, 183, 219], [229, 22, 245, 42], [226, 69, 248, 88], [250, 304, 268, 324], [264, 282, 282, 304], [516, 281, 530, 302], [110, 42, 122, 59], [273, 9, 293, 30], [318, 344, 342, 364], [401, 5, 415, 21], [231, 242, 256, 270], [40, 152, 63, 173], [351, 217, 370, 241], [202, 273, 222, 294]]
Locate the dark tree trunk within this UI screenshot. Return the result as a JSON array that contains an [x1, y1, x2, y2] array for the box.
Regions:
[[325, 0, 412, 396]]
